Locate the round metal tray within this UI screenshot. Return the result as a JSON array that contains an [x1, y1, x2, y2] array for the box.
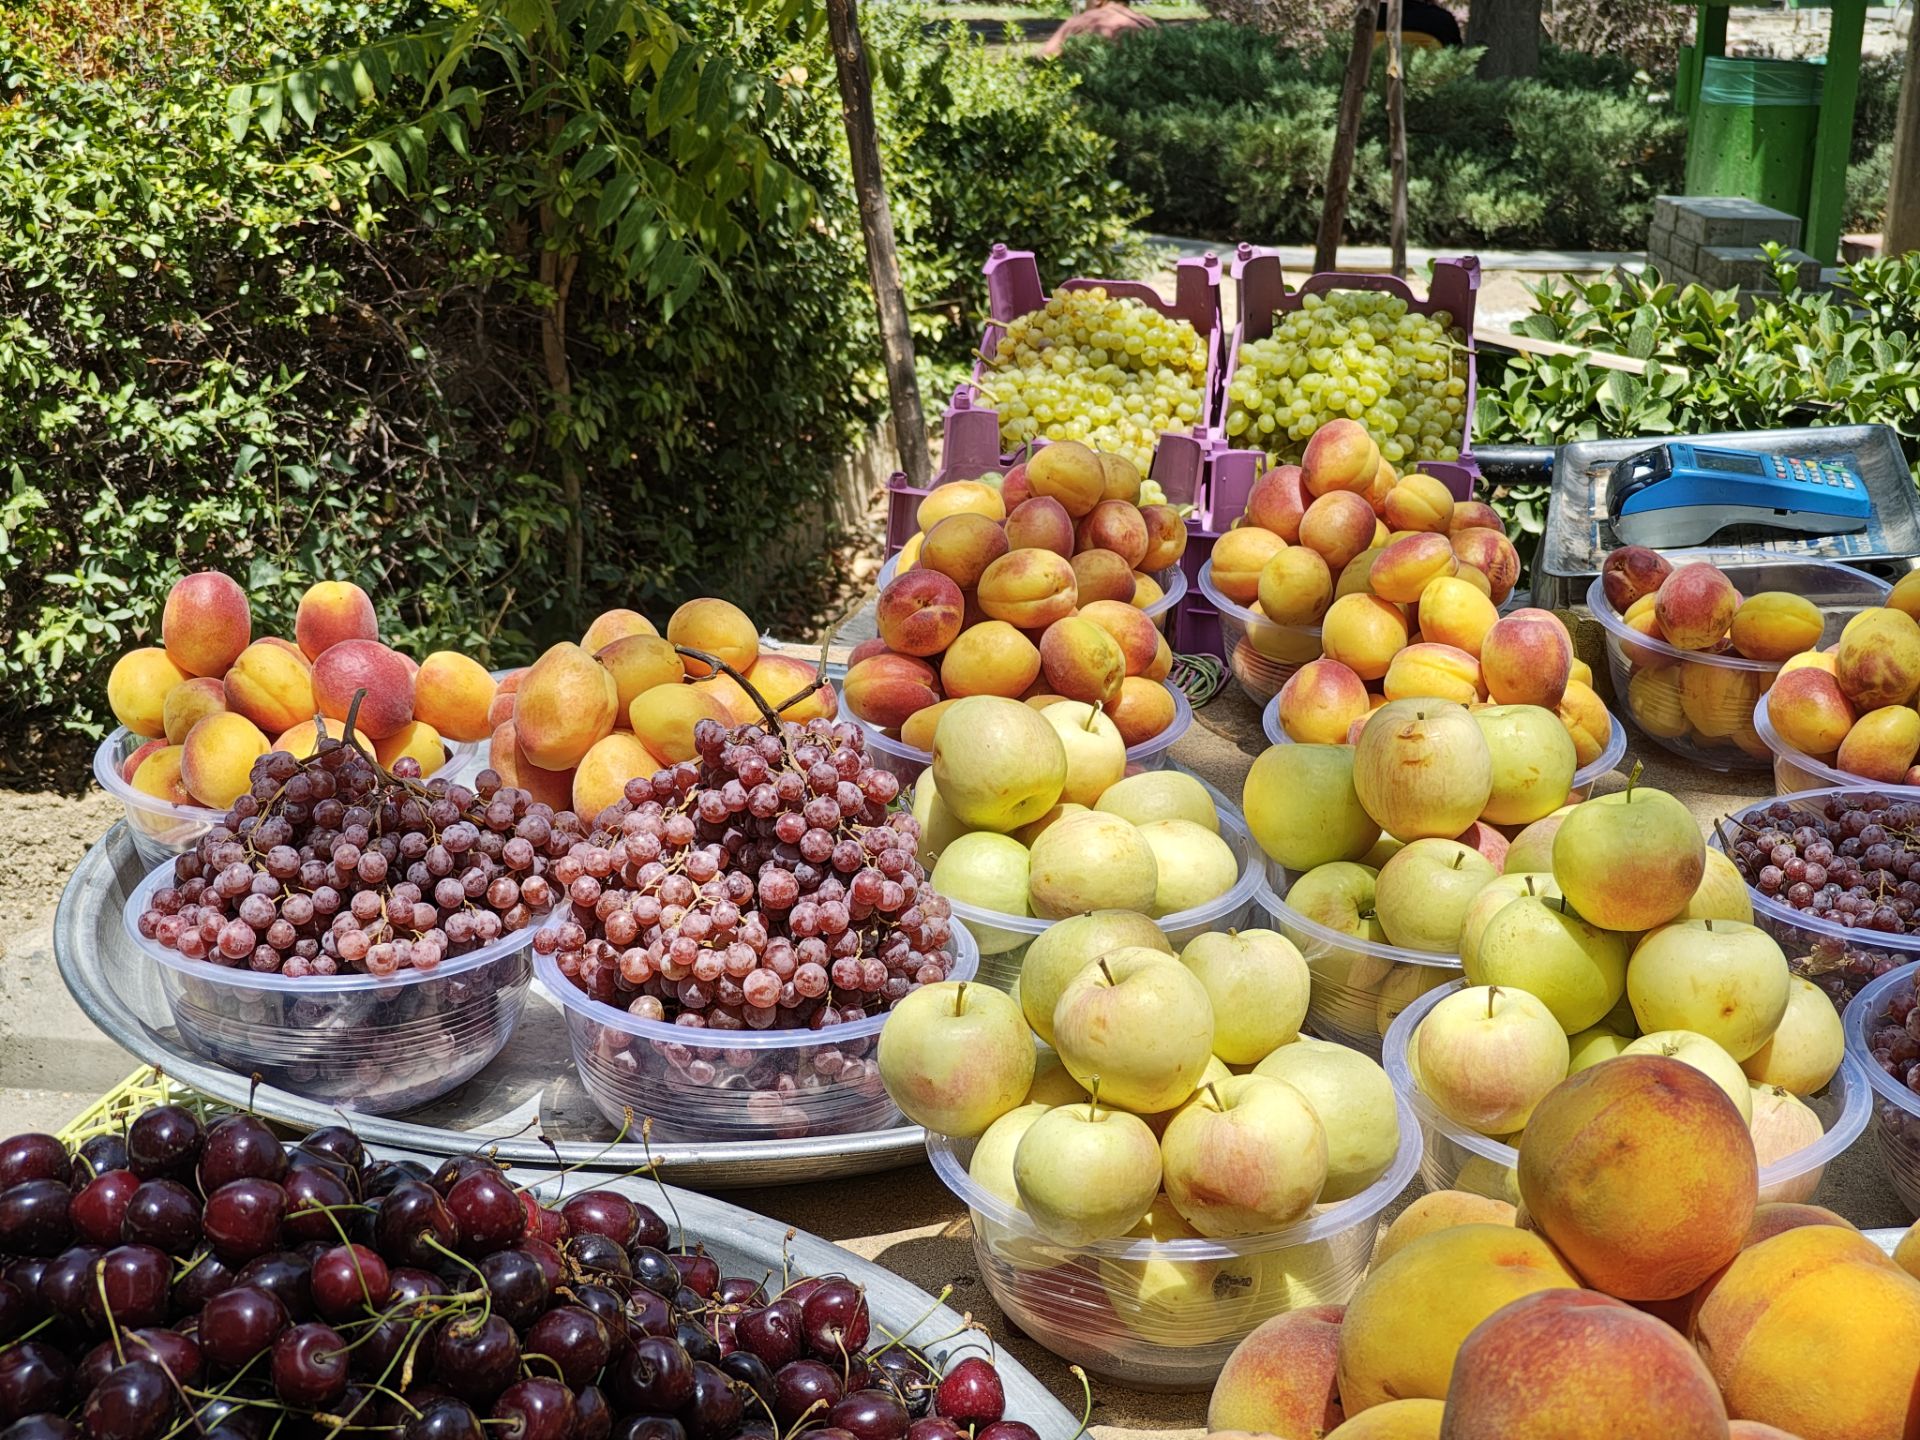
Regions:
[[56, 823, 929, 1187]]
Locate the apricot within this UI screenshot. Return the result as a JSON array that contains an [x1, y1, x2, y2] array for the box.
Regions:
[[876, 570, 965, 658], [272, 721, 323, 759], [1555, 680, 1611, 768], [1145, 634, 1173, 681], [941, 622, 1041, 701], [842, 653, 941, 730], [894, 531, 924, 572], [163, 570, 252, 677], [179, 712, 271, 809], [1328, 1400, 1443, 1439], [1277, 659, 1371, 745], [1299, 491, 1380, 572], [916, 480, 1005, 530], [130, 744, 194, 808], [1837, 704, 1920, 781], [309, 638, 413, 740], [374, 720, 448, 777], [1656, 563, 1739, 651], [513, 642, 618, 769], [1302, 419, 1381, 497], [1026, 441, 1107, 517], [1745, 1201, 1851, 1248], [1099, 451, 1142, 503], [1729, 592, 1823, 662], [977, 549, 1077, 630], [1211, 526, 1288, 604], [666, 598, 759, 679], [1000, 463, 1031, 508], [1039, 617, 1125, 705], [1763, 668, 1853, 757], [1257, 547, 1335, 626], [1778, 649, 1836, 679], [1138, 503, 1188, 570], [1449, 501, 1503, 535], [1074, 500, 1149, 568], [900, 698, 960, 751], [1384, 642, 1481, 705], [411, 651, 497, 742], [1366, 458, 1398, 517], [108, 647, 191, 739], [624, 684, 732, 765], [1382, 474, 1454, 534], [1370, 533, 1457, 604], [1448, 529, 1519, 606], [572, 732, 657, 820], [1246, 463, 1311, 542], [1075, 599, 1159, 676], [1130, 570, 1165, 610], [1207, 1304, 1346, 1437], [487, 720, 576, 811], [160, 677, 228, 747], [487, 666, 528, 728], [223, 640, 316, 737], [1070, 549, 1137, 606], [1321, 595, 1410, 682], [1004, 497, 1074, 558], [1889, 570, 1920, 624], [1103, 676, 1177, 746], [1335, 548, 1382, 600], [1836, 606, 1920, 709], [1678, 660, 1764, 740], [1480, 614, 1571, 708], [1600, 546, 1673, 613], [582, 638, 676, 724], [743, 654, 838, 725], [921, 513, 1010, 590], [1370, 1191, 1516, 1269]]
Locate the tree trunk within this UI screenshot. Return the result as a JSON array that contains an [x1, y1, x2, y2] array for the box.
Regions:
[[1386, 0, 1407, 278], [1467, 0, 1541, 80], [1885, 10, 1920, 256], [1315, 0, 1379, 273], [538, 206, 583, 601], [825, 0, 932, 490]]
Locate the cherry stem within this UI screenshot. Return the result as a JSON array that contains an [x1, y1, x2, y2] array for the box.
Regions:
[[1067, 1365, 1095, 1440]]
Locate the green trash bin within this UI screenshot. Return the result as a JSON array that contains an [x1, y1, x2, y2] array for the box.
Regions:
[[1684, 56, 1824, 216]]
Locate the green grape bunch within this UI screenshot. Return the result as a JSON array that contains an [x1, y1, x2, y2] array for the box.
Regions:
[[978, 288, 1210, 473], [1223, 291, 1468, 467]]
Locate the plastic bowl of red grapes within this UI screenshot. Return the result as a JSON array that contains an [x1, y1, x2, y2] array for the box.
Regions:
[[0, 1105, 1063, 1440], [537, 717, 975, 1141], [125, 738, 573, 1114], [1844, 962, 1920, 1217], [1715, 789, 1920, 1014]]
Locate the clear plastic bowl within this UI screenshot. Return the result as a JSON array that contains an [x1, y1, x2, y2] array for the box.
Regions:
[[1753, 690, 1920, 800], [1843, 962, 1920, 1217], [1197, 558, 1322, 706], [1586, 559, 1889, 775], [1387, 978, 1870, 1207], [875, 552, 1187, 630], [1259, 694, 1628, 798], [538, 918, 980, 1143], [924, 1088, 1422, 1391], [944, 796, 1264, 992], [122, 860, 534, 1115], [1258, 870, 1458, 1061]]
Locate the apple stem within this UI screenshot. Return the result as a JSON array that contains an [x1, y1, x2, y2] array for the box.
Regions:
[[1450, 854, 1463, 871], [1486, 986, 1498, 1018], [953, 982, 967, 1017], [1525, 877, 1536, 896], [1206, 1081, 1223, 1110], [1625, 757, 1644, 802], [1082, 705, 1099, 733], [1086, 1076, 1102, 1120], [1097, 957, 1115, 986], [1558, 896, 1569, 914]]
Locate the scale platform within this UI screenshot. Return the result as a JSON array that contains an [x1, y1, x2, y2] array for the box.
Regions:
[[1531, 423, 1920, 611]]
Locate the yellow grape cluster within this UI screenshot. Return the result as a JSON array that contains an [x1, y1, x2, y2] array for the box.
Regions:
[[1222, 291, 1467, 466], [978, 288, 1209, 472]]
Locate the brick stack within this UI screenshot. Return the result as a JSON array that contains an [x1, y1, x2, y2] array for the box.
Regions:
[[1647, 196, 1825, 307]]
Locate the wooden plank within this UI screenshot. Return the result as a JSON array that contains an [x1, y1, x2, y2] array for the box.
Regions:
[[1474, 327, 1672, 378]]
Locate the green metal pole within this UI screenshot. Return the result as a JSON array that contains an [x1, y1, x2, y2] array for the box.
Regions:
[[1806, 0, 1867, 266], [1694, 2, 1728, 114]]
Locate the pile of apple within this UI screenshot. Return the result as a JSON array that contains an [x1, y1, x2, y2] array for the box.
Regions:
[[1763, 569, 1920, 783], [1207, 1051, 1920, 1440], [848, 440, 1188, 756], [913, 699, 1243, 948]]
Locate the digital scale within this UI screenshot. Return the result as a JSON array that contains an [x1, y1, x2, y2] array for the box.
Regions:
[[1608, 441, 1871, 548]]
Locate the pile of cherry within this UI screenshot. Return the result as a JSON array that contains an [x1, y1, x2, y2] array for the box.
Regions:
[[0, 1106, 1036, 1440]]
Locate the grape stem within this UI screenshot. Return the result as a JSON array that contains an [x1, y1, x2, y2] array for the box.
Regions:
[[671, 645, 823, 735]]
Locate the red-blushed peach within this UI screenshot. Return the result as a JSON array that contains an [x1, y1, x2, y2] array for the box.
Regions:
[[595, 635, 684, 721], [1303, 419, 1381, 497], [511, 641, 617, 768], [1211, 526, 1288, 603], [1729, 593, 1822, 662], [876, 570, 966, 658], [1205, 1303, 1345, 1437], [273, 721, 323, 759], [109, 647, 191, 738], [1074, 500, 1150, 568], [1449, 500, 1503, 535], [1039, 617, 1125, 705], [1246, 463, 1311, 542], [847, 638, 890, 668], [976, 549, 1077, 630], [1655, 563, 1739, 651], [288, 580, 374, 663], [1370, 533, 1458, 604], [1004, 496, 1075, 558], [1099, 451, 1142, 503], [578, 608, 656, 654], [1449, 529, 1520, 606], [626, 683, 734, 765], [1104, 676, 1177, 746], [1765, 668, 1855, 756], [487, 720, 576, 811], [1026, 440, 1106, 517], [1744, 1201, 1852, 1248], [162, 570, 252, 677], [1299, 491, 1381, 573], [921, 512, 1010, 590], [161, 676, 228, 747], [1437, 1289, 1728, 1439], [1418, 576, 1499, 658], [1480, 614, 1571, 708], [940, 622, 1041, 701], [1555, 680, 1611, 767], [180, 712, 271, 809], [1371, 1191, 1517, 1269], [572, 732, 657, 820], [743, 653, 838, 725], [1001, 463, 1032, 509], [373, 720, 448, 777], [666, 598, 759, 679], [1321, 594, 1411, 682], [121, 737, 167, 784], [1677, 661, 1764, 740], [1139, 503, 1188, 570], [900, 698, 960, 751], [1258, 547, 1335, 626], [1382, 474, 1455, 534], [1837, 704, 1920, 781], [1277, 659, 1371, 745], [916, 480, 1005, 531], [1383, 642, 1481, 705], [1518, 1056, 1756, 1301], [412, 651, 497, 742], [221, 640, 316, 737], [843, 653, 942, 729], [310, 638, 414, 740], [1836, 606, 1920, 709], [1600, 546, 1674, 613], [131, 745, 193, 808], [1071, 549, 1138, 606]]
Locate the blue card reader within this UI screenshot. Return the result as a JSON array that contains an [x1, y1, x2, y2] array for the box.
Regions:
[[1608, 442, 1872, 548]]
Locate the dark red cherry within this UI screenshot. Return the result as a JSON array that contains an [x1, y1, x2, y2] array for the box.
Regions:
[[198, 1116, 288, 1192], [37, 1246, 104, 1325], [363, 1159, 432, 1200], [608, 1336, 695, 1415], [0, 1181, 72, 1257], [572, 1284, 628, 1350], [975, 1423, 1040, 1440], [281, 1164, 353, 1244], [670, 1250, 720, 1299], [126, 1107, 202, 1182], [310, 1244, 392, 1322], [295, 1126, 366, 1176], [567, 1233, 630, 1279], [800, 1279, 869, 1356], [405, 1397, 484, 1440], [271, 1322, 349, 1408], [771, 1360, 843, 1429], [429, 1156, 501, 1196], [560, 1192, 640, 1248], [0, 1342, 71, 1424], [870, 1349, 934, 1416], [446, 1172, 525, 1255], [489, 1377, 575, 1440], [512, 1238, 563, 1293], [0, 1280, 26, 1344], [121, 1180, 201, 1255], [69, 1171, 141, 1248], [736, 1299, 804, 1370], [431, 1313, 520, 1405], [719, 1349, 775, 1407], [905, 1420, 964, 1440], [171, 1251, 236, 1312], [518, 1192, 568, 1248], [79, 1359, 174, 1440], [628, 1246, 677, 1296], [183, 1397, 264, 1440], [611, 1421, 684, 1440], [676, 1320, 720, 1366], [0, 1136, 70, 1191], [573, 1385, 612, 1440], [933, 1358, 1003, 1427], [235, 1251, 313, 1322], [0, 1415, 81, 1440], [631, 1203, 670, 1250], [375, 1181, 456, 1269], [522, 1306, 609, 1390], [828, 1390, 910, 1440], [197, 1284, 288, 1368], [783, 1277, 825, 1305], [126, 1329, 203, 1387], [389, 1267, 451, 1311], [685, 1361, 745, 1440], [202, 1180, 286, 1264], [627, 1286, 674, 1341], [717, 1276, 766, 1308], [81, 1245, 171, 1332], [475, 1249, 548, 1329], [76, 1134, 131, 1180]]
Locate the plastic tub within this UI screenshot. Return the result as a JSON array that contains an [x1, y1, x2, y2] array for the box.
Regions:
[[1754, 690, 1920, 799], [539, 918, 979, 1143], [1843, 962, 1920, 1217], [1260, 694, 1629, 797], [1586, 559, 1889, 774], [925, 1088, 1421, 1391], [1196, 558, 1323, 706], [874, 551, 1188, 633], [122, 861, 534, 1115], [945, 795, 1263, 993], [1388, 979, 1870, 1206], [95, 727, 225, 868]]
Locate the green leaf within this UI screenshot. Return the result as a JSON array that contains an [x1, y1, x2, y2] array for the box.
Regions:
[[366, 138, 407, 190]]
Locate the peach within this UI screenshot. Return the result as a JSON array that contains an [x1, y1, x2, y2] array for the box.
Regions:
[[1302, 418, 1381, 497], [487, 667, 528, 728], [594, 635, 684, 719], [1299, 491, 1380, 572], [1439, 1289, 1728, 1439], [1328, 1400, 1444, 1438], [290, 581, 379, 666], [1370, 533, 1457, 604], [1382, 474, 1455, 534], [1836, 607, 1920, 708], [1004, 497, 1075, 558], [1026, 440, 1106, 517], [1371, 1191, 1517, 1269], [1837, 704, 1920, 781], [272, 721, 322, 759], [1257, 547, 1335, 626], [131, 744, 193, 808], [310, 638, 413, 740], [1383, 642, 1481, 705], [1366, 458, 1398, 517], [1555, 680, 1611, 767], [1449, 529, 1519, 606], [180, 712, 271, 809], [743, 654, 837, 725], [1000, 463, 1031, 509], [1449, 500, 1503, 535], [1246, 463, 1311, 542], [1277, 659, 1370, 744], [1211, 526, 1288, 604], [1076, 599, 1160, 676], [1480, 614, 1571, 708], [1071, 549, 1137, 606], [1145, 634, 1173, 681], [161, 677, 228, 747], [572, 732, 657, 820], [108, 647, 191, 739], [941, 622, 1041, 701], [1678, 661, 1764, 740], [374, 720, 448, 777], [513, 642, 618, 769], [1074, 500, 1150, 567], [1336, 1225, 1578, 1412], [1570, 657, 1593, 687], [1104, 676, 1177, 746], [1518, 1055, 1756, 1301], [842, 653, 941, 729], [1038, 617, 1125, 705], [666, 598, 759, 679], [579, 608, 656, 654], [1730, 593, 1823, 662], [1620, 607, 1674, 671], [1207, 1304, 1345, 1438], [163, 571, 252, 677], [1321, 595, 1410, 682], [1745, 1202, 1851, 1248], [1099, 451, 1142, 503], [1600, 546, 1674, 613], [1418, 576, 1498, 658], [625, 684, 733, 765], [916, 480, 1005, 531], [1765, 668, 1855, 756], [1130, 571, 1165, 609], [1629, 667, 1690, 739], [876, 570, 965, 657], [1898, 1222, 1920, 1281], [1655, 563, 1739, 651], [900, 698, 960, 751], [977, 549, 1077, 630], [487, 720, 576, 811], [221, 640, 316, 737], [921, 513, 1010, 590], [412, 651, 497, 742], [690, 669, 761, 724], [121, 737, 167, 784], [1890, 570, 1920, 624], [1139, 503, 1188, 570]]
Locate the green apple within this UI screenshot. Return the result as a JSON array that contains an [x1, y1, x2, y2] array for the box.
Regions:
[[1550, 776, 1705, 932], [1626, 919, 1790, 1061], [1466, 895, 1629, 1033], [1012, 1100, 1162, 1244], [1019, 911, 1172, 1045], [1503, 806, 1574, 874], [1741, 975, 1844, 1095], [1095, 1195, 1264, 1343], [1178, 929, 1310, 1064], [877, 981, 1036, 1137], [967, 1102, 1051, 1210], [1041, 701, 1127, 808], [1242, 743, 1380, 872], [1362, 835, 1406, 870], [1748, 1083, 1825, 1186], [1414, 984, 1570, 1136], [1373, 962, 1452, 1039], [1025, 1049, 1090, 1106], [1161, 1074, 1328, 1236], [910, 770, 969, 869], [1027, 811, 1159, 919], [1683, 847, 1756, 924], [1053, 948, 1215, 1114], [1621, 1029, 1754, 1121], [1137, 819, 1239, 918], [1096, 770, 1219, 833], [1567, 1024, 1632, 1074], [1012, 802, 1087, 848], [1457, 872, 1561, 970], [1139, 1055, 1232, 1137], [931, 695, 1067, 833], [929, 832, 1030, 915], [1283, 861, 1393, 1037], [1472, 704, 1578, 827], [1352, 699, 1493, 843], [1373, 838, 1497, 953], [1285, 862, 1384, 939], [1253, 1037, 1400, 1201]]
